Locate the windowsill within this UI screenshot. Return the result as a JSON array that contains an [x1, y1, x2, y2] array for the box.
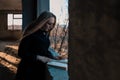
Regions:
[[47, 59, 68, 70]]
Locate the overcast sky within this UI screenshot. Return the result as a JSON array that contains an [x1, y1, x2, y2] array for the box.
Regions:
[[50, 0, 68, 24]]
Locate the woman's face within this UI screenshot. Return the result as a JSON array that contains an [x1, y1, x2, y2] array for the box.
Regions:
[[41, 17, 55, 32]]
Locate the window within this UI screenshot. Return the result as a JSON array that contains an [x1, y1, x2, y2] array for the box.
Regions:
[[7, 14, 22, 30], [50, 0, 68, 58]]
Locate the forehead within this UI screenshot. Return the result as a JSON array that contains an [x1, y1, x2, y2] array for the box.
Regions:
[[47, 17, 55, 23]]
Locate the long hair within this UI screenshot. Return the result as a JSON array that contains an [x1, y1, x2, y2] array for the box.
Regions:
[[21, 11, 56, 40]]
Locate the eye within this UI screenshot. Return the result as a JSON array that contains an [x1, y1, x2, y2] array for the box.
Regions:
[[47, 22, 54, 26]]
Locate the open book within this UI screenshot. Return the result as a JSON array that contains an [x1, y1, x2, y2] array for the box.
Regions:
[[37, 47, 68, 70], [37, 55, 68, 70]]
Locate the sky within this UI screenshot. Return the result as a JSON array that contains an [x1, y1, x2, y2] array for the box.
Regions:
[[50, 0, 68, 25]]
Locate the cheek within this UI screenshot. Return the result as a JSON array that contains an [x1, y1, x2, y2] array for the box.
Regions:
[[43, 24, 48, 29], [51, 26, 55, 29]]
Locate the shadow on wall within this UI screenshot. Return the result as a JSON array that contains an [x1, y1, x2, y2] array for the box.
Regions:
[[0, 30, 22, 41]]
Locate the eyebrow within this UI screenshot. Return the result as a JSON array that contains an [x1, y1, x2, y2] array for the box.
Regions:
[[47, 22, 55, 25]]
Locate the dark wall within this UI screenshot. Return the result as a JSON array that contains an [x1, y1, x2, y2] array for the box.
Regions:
[[0, 10, 22, 41], [69, 0, 120, 80], [0, 13, 7, 31], [0, 0, 21, 10]]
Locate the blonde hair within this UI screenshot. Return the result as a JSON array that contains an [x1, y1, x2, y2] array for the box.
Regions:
[[20, 11, 56, 40]]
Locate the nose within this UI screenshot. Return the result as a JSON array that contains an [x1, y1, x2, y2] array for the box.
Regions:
[[47, 23, 54, 28]]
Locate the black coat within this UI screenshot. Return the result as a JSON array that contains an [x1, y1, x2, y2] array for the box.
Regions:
[[15, 30, 54, 80]]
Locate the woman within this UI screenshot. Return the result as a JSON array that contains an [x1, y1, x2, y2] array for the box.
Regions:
[[15, 11, 60, 80]]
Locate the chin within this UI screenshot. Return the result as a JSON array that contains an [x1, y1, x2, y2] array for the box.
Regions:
[[46, 29, 51, 32]]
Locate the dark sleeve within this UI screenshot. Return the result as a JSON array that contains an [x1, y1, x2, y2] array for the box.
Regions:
[[32, 36, 55, 59], [18, 36, 37, 61], [18, 35, 55, 60]]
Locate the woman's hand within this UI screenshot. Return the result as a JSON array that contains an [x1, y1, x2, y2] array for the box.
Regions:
[[54, 55, 66, 60]]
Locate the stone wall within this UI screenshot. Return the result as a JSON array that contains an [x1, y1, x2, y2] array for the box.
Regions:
[[69, 0, 120, 80]]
